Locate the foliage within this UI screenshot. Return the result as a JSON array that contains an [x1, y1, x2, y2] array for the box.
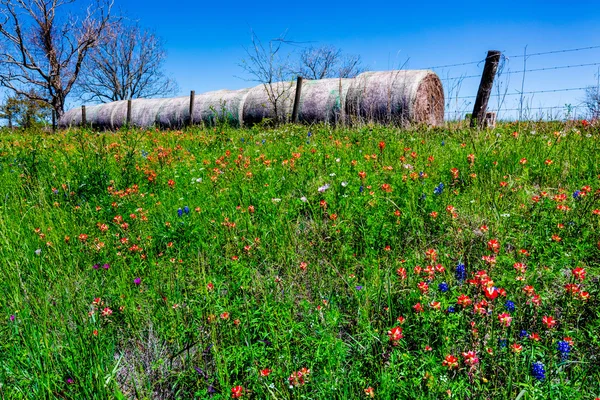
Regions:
[[0, 122, 599, 399], [0, 93, 52, 129]]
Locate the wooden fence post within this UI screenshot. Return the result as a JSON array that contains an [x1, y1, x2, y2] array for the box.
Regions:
[[291, 76, 303, 123], [126, 99, 132, 127], [470, 50, 501, 128], [189, 90, 195, 127], [81, 105, 87, 127], [52, 110, 56, 133]]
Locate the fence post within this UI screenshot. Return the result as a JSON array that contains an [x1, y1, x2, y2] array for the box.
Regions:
[[126, 99, 132, 127], [291, 76, 303, 123], [470, 50, 501, 128], [52, 110, 56, 133], [188, 90, 195, 127], [81, 105, 87, 127]]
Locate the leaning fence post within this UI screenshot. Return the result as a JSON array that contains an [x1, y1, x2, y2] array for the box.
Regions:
[[126, 99, 132, 127], [470, 50, 501, 128], [188, 90, 195, 127], [81, 105, 87, 127], [291, 76, 303, 123]]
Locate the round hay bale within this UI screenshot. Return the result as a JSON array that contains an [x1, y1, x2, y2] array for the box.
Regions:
[[195, 88, 251, 126], [297, 78, 353, 124], [59, 69, 444, 129], [242, 81, 295, 125], [345, 70, 444, 126]]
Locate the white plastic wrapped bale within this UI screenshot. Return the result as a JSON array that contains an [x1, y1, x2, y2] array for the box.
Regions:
[[346, 70, 444, 126], [241, 82, 295, 125], [296, 78, 353, 124], [59, 69, 444, 128], [195, 88, 251, 126]]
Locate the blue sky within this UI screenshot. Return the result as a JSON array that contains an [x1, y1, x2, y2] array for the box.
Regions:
[[5, 0, 600, 121], [118, 0, 600, 120]]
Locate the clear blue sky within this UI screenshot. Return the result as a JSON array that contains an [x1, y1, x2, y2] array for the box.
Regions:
[[7, 0, 600, 121], [119, 0, 600, 120]]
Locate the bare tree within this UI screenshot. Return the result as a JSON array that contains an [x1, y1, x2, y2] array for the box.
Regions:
[[296, 45, 364, 80], [0, 0, 114, 119], [238, 30, 294, 123], [584, 72, 600, 119], [75, 21, 178, 103]]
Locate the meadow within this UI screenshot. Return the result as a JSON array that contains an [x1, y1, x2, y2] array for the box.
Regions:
[[0, 121, 599, 399]]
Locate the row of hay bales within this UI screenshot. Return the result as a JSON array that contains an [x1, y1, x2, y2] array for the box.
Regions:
[[60, 70, 444, 128]]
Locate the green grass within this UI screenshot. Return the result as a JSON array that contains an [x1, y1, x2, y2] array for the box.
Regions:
[[0, 121, 599, 399]]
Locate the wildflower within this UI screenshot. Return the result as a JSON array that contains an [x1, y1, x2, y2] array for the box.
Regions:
[[529, 333, 541, 341], [442, 355, 459, 369], [413, 303, 424, 313], [220, 312, 230, 320], [387, 326, 403, 344], [557, 340, 570, 360], [542, 316, 557, 329], [10, 315, 15, 322], [498, 313, 512, 327], [487, 239, 500, 253], [381, 183, 392, 192], [457, 294, 472, 308], [101, 307, 113, 317], [299, 262, 308, 271], [531, 361, 546, 381], [462, 351, 479, 366], [519, 330, 528, 338], [378, 141, 386, 152], [434, 183, 444, 195], [573, 190, 581, 199], [430, 301, 441, 310], [417, 281, 429, 294], [504, 300, 515, 313], [231, 385, 244, 398], [177, 208, 183, 217], [318, 183, 330, 193], [447, 306, 456, 313], [455, 263, 466, 281], [288, 368, 310, 387], [438, 282, 449, 293], [260, 368, 272, 377], [572, 267, 586, 281], [134, 277, 141, 285], [364, 387, 375, 398], [484, 286, 499, 300], [511, 343, 523, 353]]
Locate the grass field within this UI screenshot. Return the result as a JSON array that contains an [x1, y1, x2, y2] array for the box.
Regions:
[[0, 121, 599, 399]]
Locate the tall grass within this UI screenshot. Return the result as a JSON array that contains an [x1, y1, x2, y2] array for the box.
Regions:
[[0, 122, 598, 399]]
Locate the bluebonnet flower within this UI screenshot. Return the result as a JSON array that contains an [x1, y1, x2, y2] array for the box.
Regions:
[[557, 341, 570, 360], [141, 150, 149, 158], [573, 190, 581, 199], [504, 300, 516, 313], [498, 339, 507, 348], [355, 286, 363, 291], [455, 263, 466, 282], [240, 138, 245, 143], [419, 193, 427, 201], [359, 185, 364, 193], [441, 140, 445, 146], [438, 282, 449, 293], [183, 206, 190, 215], [262, 139, 266, 144], [307, 131, 312, 137], [177, 208, 183, 217], [519, 330, 528, 338], [447, 306, 456, 313], [531, 361, 546, 381], [434, 182, 444, 195]]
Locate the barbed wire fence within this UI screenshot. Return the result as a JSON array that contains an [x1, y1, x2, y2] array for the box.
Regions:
[[421, 45, 600, 122]]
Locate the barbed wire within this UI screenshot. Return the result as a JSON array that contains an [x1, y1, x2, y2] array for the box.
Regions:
[[426, 45, 600, 71], [441, 62, 600, 81], [455, 87, 588, 100]]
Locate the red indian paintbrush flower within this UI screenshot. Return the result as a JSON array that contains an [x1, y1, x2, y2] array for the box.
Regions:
[[542, 316, 557, 329], [442, 355, 459, 369]]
